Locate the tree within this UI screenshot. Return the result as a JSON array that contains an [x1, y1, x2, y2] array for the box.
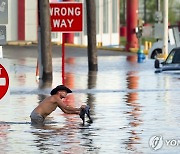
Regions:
[[168, 0, 179, 25], [146, 0, 179, 24]]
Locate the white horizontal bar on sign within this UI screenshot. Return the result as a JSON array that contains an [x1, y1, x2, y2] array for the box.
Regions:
[[0, 78, 6, 86]]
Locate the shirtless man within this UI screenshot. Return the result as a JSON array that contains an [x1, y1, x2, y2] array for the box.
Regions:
[[30, 85, 85, 125]]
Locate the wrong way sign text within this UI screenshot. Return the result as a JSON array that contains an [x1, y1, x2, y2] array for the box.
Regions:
[[50, 3, 83, 32]]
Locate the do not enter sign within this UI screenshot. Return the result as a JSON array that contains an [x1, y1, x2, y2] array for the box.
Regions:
[[50, 3, 83, 32], [0, 63, 9, 100]]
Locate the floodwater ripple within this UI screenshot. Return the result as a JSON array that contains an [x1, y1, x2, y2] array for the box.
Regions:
[[1, 46, 180, 154]]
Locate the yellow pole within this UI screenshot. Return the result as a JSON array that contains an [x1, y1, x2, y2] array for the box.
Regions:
[[144, 41, 148, 54]]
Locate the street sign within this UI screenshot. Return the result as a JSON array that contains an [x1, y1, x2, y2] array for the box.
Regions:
[[0, 25, 6, 45], [0, 60, 9, 100], [154, 23, 163, 39], [50, 3, 83, 32], [0, 0, 8, 24], [154, 11, 162, 22]]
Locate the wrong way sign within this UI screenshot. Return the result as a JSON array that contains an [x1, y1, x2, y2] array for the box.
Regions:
[[50, 2, 83, 32]]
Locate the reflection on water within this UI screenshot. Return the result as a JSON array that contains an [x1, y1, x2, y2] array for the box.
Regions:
[[126, 55, 137, 64], [0, 124, 10, 153], [124, 71, 142, 153], [31, 119, 82, 153], [2, 46, 180, 153], [29, 66, 98, 153]]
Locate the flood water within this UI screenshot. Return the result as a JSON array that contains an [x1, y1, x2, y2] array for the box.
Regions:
[[1, 45, 180, 154]]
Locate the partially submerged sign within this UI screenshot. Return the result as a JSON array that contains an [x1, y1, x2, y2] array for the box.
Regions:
[[50, 2, 83, 32]]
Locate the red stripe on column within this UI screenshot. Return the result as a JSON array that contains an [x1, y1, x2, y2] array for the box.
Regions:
[[18, 0, 25, 40]]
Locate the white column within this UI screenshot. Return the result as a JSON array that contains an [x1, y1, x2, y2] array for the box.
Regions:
[[109, 0, 112, 45], [25, 0, 38, 41], [6, 0, 18, 41], [163, 0, 168, 58], [99, 0, 103, 44]]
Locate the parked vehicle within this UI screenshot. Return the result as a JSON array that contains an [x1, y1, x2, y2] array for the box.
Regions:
[[148, 27, 180, 59], [148, 40, 175, 59], [154, 47, 180, 73]]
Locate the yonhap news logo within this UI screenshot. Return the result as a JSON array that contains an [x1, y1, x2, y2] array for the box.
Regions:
[[149, 135, 180, 151], [0, 59, 9, 102], [149, 135, 164, 150]]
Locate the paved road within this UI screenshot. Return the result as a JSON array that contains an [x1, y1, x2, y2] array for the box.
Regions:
[[3, 44, 135, 59]]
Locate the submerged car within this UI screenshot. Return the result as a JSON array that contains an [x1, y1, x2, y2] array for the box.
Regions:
[[154, 47, 180, 73]]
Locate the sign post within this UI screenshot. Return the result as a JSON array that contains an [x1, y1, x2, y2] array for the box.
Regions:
[[50, 2, 83, 84]]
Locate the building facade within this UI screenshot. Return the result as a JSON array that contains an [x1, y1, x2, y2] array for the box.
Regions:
[[5, 0, 120, 46]]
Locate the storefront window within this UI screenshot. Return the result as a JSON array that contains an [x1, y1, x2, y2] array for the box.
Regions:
[[112, 0, 118, 33], [83, 1, 87, 35], [96, 0, 99, 34], [103, 0, 109, 33]]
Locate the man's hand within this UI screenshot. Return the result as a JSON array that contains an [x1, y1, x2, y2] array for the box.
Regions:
[[79, 105, 93, 125], [80, 105, 87, 109]]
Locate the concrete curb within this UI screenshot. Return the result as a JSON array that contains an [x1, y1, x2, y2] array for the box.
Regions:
[[6, 41, 142, 54], [7, 41, 33, 46]]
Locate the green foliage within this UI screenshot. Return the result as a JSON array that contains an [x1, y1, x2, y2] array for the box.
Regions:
[[168, 0, 180, 24], [146, 0, 179, 24], [120, 37, 126, 46], [142, 37, 156, 45], [120, 0, 180, 25], [146, 0, 157, 23], [120, 0, 126, 25]]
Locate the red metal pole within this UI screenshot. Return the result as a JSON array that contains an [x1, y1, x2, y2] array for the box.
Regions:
[[126, 0, 138, 51], [62, 33, 65, 85]]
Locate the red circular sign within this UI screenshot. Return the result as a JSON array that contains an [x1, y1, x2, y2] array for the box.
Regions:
[[0, 64, 9, 100]]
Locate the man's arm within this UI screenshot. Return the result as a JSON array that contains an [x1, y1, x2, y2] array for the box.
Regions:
[[59, 105, 80, 114], [56, 97, 81, 114], [62, 105, 80, 114]]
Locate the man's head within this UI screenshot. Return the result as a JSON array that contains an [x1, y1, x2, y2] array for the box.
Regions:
[[50, 85, 72, 97]]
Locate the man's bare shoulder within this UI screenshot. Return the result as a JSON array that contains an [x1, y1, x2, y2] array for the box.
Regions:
[[49, 94, 63, 103], [41, 95, 58, 104]]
